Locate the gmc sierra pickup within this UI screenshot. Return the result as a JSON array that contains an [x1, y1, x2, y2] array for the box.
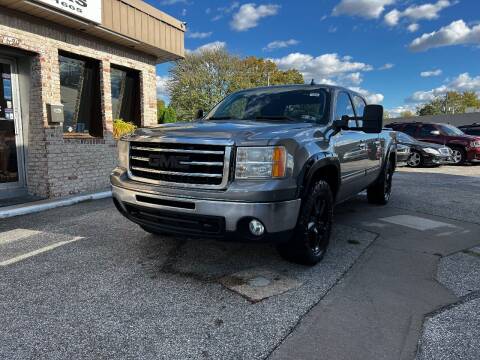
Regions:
[[111, 85, 397, 265]]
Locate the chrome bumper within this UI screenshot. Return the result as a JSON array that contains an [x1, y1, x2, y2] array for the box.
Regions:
[[112, 185, 301, 233]]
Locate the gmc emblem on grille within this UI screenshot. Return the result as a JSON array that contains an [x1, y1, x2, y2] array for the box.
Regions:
[[149, 154, 189, 170]]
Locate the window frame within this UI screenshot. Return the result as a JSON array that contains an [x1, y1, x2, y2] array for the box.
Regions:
[[58, 50, 102, 138], [334, 91, 357, 128], [110, 64, 141, 127]]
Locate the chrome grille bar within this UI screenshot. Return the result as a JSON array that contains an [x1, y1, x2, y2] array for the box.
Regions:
[[131, 166, 223, 178], [131, 146, 224, 155]]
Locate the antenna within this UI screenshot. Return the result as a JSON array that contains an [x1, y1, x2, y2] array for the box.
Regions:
[[310, 79, 316, 85]]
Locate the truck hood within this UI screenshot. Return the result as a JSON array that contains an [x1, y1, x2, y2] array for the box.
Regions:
[[133, 120, 318, 146]]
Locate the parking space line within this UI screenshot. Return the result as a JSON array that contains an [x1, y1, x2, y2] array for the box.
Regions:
[[0, 237, 83, 266], [0, 229, 42, 245], [379, 215, 456, 231]]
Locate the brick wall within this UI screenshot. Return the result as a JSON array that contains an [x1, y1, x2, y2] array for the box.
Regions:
[[0, 8, 159, 198]]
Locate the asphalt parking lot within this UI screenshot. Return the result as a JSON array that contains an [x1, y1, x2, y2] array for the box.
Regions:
[[1, 165, 479, 360]]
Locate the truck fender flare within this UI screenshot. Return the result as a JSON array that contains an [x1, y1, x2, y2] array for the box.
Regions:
[[297, 153, 341, 198]]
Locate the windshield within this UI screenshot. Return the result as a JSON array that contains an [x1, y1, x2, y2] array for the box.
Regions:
[[440, 124, 465, 136], [206, 88, 328, 124]]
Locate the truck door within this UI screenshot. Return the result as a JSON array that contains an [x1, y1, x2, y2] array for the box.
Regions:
[[352, 95, 381, 177], [332, 91, 368, 197]]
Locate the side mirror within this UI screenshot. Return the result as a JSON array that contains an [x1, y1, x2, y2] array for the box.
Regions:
[[362, 104, 383, 134], [196, 109, 204, 119], [430, 130, 440, 136], [333, 115, 349, 130]]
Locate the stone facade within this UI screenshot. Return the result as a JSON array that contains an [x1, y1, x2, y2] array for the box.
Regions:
[[0, 8, 158, 198]]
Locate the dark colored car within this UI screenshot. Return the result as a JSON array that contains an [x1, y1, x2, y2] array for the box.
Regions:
[[395, 132, 452, 167], [459, 123, 480, 137], [386, 122, 480, 164]]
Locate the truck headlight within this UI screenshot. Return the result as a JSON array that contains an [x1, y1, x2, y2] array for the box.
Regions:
[[235, 146, 290, 179], [118, 140, 129, 169], [423, 147, 440, 155]]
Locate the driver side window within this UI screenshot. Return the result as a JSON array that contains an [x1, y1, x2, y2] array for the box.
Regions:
[[335, 92, 356, 128]]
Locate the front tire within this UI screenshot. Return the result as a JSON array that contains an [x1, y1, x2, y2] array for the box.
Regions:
[[367, 158, 394, 205], [450, 147, 466, 165], [407, 151, 423, 168], [277, 180, 333, 266]]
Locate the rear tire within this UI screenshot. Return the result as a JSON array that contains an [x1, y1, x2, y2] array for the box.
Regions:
[[367, 158, 394, 205], [277, 180, 333, 266]]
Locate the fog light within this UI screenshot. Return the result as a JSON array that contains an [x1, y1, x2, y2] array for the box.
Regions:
[[249, 219, 265, 236]]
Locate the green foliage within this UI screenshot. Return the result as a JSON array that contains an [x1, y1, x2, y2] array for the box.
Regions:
[[400, 110, 415, 118], [157, 100, 166, 123], [416, 91, 480, 116], [167, 47, 304, 121], [162, 106, 177, 123], [113, 119, 136, 139]]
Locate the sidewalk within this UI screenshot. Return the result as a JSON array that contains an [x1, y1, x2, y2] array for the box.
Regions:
[[268, 204, 480, 360]]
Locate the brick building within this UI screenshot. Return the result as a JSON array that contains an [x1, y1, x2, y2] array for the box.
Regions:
[[0, 0, 184, 201]]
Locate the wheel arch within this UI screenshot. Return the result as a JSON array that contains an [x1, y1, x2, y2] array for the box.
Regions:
[[298, 154, 341, 201]]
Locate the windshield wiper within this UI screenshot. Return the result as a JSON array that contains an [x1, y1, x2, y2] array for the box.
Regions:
[[255, 115, 296, 121], [208, 116, 236, 120]]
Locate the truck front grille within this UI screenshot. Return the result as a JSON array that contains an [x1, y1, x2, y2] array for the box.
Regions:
[[128, 142, 231, 188]]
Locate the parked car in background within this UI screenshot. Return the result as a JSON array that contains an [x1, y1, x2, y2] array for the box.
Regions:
[[386, 122, 480, 164], [395, 132, 452, 167], [459, 123, 480, 137]]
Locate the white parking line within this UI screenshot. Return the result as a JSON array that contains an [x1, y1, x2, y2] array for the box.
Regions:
[[380, 215, 456, 231], [0, 236, 83, 266], [0, 229, 42, 245]]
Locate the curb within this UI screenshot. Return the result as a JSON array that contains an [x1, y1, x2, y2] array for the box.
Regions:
[[0, 191, 112, 219]]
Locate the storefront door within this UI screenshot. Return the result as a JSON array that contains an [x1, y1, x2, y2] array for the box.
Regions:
[[0, 57, 24, 192]]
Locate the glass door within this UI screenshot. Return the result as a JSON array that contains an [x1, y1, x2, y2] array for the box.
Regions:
[[0, 58, 24, 190]]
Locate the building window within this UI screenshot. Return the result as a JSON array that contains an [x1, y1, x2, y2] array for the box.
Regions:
[[110, 65, 140, 126], [59, 52, 102, 137]]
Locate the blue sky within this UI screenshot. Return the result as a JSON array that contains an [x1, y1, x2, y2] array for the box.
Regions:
[[147, 0, 480, 116]]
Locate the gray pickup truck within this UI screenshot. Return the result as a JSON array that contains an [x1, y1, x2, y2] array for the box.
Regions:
[[111, 85, 396, 265]]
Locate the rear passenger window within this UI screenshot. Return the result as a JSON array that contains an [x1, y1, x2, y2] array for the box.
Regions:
[[402, 124, 418, 136], [419, 124, 437, 137], [335, 92, 356, 128]]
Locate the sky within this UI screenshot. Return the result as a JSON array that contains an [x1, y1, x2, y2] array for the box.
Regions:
[[147, 0, 480, 117]]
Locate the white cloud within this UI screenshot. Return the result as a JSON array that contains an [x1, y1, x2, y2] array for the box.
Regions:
[[379, 63, 394, 70], [385, 0, 451, 26], [420, 69, 442, 77], [271, 52, 373, 84], [231, 3, 280, 31], [181, 8, 187, 16], [408, 73, 480, 102], [332, 0, 395, 19], [351, 87, 385, 104], [156, 75, 170, 100], [409, 20, 480, 52], [188, 41, 227, 54], [160, 0, 188, 5], [210, 2, 240, 21], [407, 23, 420, 32], [187, 31, 213, 39], [263, 39, 299, 51], [328, 25, 338, 33], [387, 105, 417, 118]]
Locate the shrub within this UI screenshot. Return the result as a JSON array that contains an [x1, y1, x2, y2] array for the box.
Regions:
[[113, 119, 136, 139]]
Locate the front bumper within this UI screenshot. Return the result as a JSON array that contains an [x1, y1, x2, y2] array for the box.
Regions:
[[467, 147, 480, 162], [112, 185, 301, 240]]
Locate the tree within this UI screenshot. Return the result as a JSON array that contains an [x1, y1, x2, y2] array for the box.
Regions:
[[162, 106, 177, 123], [416, 91, 480, 116], [168, 47, 304, 121], [400, 110, 415, 118], [157, 100, 166, 123]]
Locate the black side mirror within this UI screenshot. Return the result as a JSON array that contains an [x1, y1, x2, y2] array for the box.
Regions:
[[196, 109, 204, 119], [333, 115, 349, 130], [362, 105, 383, 134]]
